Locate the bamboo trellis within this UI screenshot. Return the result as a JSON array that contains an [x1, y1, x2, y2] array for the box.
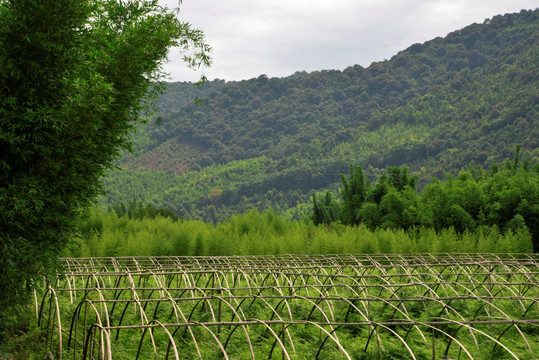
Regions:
[[36, 253, 539, 359]]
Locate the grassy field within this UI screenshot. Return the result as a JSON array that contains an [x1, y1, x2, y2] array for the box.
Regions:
[[37, 254, 539, 359]]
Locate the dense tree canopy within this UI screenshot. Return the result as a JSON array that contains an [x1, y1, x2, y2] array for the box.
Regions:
[[102, 9, 539, 223], [0, 0, 209, 332], [312, 158, 539, 252]]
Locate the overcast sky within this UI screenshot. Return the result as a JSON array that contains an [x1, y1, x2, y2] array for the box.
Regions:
[[160, 0, 538, 82]]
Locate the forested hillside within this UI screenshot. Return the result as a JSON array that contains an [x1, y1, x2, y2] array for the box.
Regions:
[[103, 9, 539, 223]]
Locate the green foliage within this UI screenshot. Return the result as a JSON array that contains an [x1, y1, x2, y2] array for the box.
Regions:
[[101, 155, 335, 223], [110, 199, 180, 221], [310, 155, 538, 251], [340, 164, 366, 225], [0, 0, 210, 341], [0, 308, 49, 359], [101, 154, 538, 256], [101, 9, 539, 224], [312, 191, 340, 225], [68, 205, 535, 258]]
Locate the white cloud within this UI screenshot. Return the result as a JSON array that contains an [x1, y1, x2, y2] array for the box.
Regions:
[[160, 0, 538, 82]]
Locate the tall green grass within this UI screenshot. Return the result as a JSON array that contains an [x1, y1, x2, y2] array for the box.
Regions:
[[66, 207, 534, 257]]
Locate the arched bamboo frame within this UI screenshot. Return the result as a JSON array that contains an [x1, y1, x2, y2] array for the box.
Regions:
[[35, 253, 538, 359]]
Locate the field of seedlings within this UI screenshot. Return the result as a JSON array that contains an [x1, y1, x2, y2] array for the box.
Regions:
[[37, 254, 539, 359]]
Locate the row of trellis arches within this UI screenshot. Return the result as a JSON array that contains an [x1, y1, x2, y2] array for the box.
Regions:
[[36, 253, 539, 359]]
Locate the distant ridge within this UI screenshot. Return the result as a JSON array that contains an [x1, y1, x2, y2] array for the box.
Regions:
[[103, 9, 539, 222]]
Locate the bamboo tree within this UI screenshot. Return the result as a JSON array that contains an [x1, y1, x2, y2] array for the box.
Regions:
[[340, 164, 366, 225], [0, 0, 210, 335]]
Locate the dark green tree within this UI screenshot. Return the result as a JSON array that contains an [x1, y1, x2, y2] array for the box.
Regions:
[[513, 144, 521, 172], [340, 164, 367, 225], [360, 167, 422, 230], [0, 0, 210, 335], [422, 175, 479, 233], [311, 191, 339, 226]]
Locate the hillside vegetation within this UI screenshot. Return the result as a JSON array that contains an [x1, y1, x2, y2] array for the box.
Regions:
[[76, 155, 538, 256], [103, 9, 539, 223]]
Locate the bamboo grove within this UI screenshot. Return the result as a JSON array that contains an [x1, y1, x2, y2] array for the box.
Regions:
[[312, 153, 538, 252]]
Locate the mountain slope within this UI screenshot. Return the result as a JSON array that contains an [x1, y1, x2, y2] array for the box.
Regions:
[[103, 9, 539, 222]]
